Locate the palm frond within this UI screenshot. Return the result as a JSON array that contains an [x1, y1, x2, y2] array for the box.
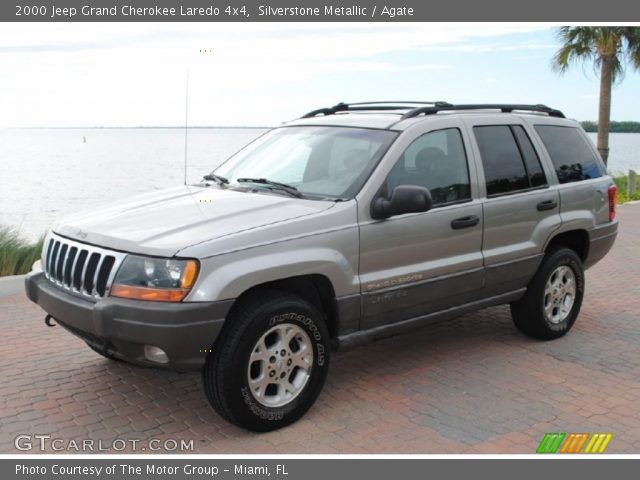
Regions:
[[621, 27, 640, 70], [552, 26, 640, 82], [552, 27, 596, 74]]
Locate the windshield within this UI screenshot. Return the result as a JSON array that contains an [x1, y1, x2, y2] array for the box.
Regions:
[[213, 126, 398, 199]]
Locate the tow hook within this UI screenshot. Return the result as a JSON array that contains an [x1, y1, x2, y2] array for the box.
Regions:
[[44, 315, 57, 327]]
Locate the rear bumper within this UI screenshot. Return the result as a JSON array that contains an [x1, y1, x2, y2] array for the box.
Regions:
[[25, 272, 233, 371], [585, 220, 618, 269]]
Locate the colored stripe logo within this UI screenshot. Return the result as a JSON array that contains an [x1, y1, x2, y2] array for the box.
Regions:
[[537, 433, 612, 454], [584, 433, 613, 453]]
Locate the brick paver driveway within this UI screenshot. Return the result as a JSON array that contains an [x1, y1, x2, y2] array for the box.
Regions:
[[1, 204, 639, 454]]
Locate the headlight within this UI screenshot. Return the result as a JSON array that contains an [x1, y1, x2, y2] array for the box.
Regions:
[[110, 255, 199, 302]]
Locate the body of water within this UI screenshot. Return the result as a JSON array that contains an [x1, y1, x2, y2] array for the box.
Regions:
[[1, 128, 639, 241], [0, 128, 265, 241]]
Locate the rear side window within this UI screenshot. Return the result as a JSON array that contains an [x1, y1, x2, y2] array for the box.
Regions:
[[512, 126, 547, 188], [534, 125, 604, 183], [473, 125, 547, 196]]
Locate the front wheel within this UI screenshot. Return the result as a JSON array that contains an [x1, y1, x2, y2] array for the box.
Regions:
[[202, 290, 330, 432], [510, 247, 585, 340]]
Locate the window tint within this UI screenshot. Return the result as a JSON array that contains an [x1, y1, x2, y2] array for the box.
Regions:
[[386, 128, 470, 206], [512, 126, 547, 188], [401, 129, 449, 168], [534, 125, 603, 183], [474, 126, 529, 196]]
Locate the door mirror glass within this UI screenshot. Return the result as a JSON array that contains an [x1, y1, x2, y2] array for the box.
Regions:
[[371, 185, 433, 219]]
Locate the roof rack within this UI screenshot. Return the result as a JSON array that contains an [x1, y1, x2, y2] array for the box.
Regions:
[[301, 101, 451, 118], [401, 104, 565, 119]]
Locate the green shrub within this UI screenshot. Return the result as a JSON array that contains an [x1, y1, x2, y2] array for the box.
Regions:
[[613, 175, 640, 204], [0, 227, 43, 277]]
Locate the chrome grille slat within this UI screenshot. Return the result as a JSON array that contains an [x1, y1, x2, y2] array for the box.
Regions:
[[104, 258, 121, 296], [79, 251, 89, 292], [69, 249, 80, 289], [42, 233, 127, 301], [44, 239, 54, 279], [96, 256, 116, 297], [56, 244, 68, 282], [62, 246, 76, 286], [90, 255, 105, 296], [80, 252, 97, 295], [73, 250, 88, 291], [49, 241, 61, 280]]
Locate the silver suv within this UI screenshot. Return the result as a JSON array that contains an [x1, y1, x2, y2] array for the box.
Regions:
[[25, 102, 618, 431]]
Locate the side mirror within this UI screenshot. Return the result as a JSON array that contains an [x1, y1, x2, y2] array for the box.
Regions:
[[371, 185, 433, 220]]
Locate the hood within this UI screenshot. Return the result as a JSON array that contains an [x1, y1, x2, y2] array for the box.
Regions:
[[53, 185, 334, 257]]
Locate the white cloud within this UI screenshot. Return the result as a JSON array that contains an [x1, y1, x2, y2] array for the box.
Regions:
[[0, 23, 550, 127], [419, 41, 556, 53]]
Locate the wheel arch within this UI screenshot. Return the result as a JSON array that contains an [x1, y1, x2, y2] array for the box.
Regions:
[[223, 274, 341, 340], [544, 229, 589, 262]]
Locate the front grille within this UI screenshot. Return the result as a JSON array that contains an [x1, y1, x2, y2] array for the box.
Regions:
[[43, 233, 126, 300]]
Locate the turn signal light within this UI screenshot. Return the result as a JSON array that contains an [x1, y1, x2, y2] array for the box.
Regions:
[[110, 284, 189, 302], [180, 260, 199, 289]]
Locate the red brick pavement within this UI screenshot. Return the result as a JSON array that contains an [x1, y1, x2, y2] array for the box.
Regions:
[[1, 204, 639, 454]]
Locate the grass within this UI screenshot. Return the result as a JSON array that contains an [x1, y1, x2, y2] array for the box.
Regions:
[[612, 174, 640, 204], [0, 227, 43, 277]]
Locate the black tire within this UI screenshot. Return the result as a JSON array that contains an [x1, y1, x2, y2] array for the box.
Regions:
[[202, 290, 331, 432], [510, 247, 585, 340], [87, 343, 122, 362]]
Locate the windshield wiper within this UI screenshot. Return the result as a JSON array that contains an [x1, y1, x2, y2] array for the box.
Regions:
[[236, 178, 303, 198], [202, 174, 229, 186]]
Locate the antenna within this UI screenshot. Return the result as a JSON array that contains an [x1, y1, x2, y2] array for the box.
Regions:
[[183, 69, 190, 185]]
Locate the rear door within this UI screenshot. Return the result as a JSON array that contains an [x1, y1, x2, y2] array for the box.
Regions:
[[464, 118, 562, 297]]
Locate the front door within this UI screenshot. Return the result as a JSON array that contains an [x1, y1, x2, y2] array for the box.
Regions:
[[358, 125, 484, 329]]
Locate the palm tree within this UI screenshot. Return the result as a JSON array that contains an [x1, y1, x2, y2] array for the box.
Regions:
[[552, 27, 640, 166]]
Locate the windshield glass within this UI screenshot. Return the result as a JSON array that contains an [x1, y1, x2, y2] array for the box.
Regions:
[[214, 126, 398, 199]]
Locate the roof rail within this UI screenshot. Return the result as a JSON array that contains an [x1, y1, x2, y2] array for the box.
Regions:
[[401, 104, 565, 119], [301, 101, 452, 118]]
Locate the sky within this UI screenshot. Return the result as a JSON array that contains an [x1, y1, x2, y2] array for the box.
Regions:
[[0, 23, 639, 127]]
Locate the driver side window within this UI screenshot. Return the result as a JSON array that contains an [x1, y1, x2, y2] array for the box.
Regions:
[[386, 128, 471, 206]]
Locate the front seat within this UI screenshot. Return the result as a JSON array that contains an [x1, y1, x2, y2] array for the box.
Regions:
[[415, 147, 449, 203]]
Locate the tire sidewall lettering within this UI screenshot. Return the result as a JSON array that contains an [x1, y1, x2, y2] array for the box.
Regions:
[[268, 311, 326, 366], [240, 387, 284, 421]]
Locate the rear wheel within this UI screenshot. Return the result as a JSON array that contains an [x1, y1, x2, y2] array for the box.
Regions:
[[510, 247, 585, 340], [202, 290, 330, 432]]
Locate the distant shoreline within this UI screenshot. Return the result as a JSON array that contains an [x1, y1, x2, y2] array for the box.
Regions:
[[581, 121, 640, 133]]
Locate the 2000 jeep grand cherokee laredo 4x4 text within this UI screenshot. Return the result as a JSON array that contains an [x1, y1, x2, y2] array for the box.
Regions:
[[26, 102, 618, 431]]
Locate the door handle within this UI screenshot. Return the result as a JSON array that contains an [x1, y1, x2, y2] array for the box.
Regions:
[[536, 199, 558, 211], [451, 215, 480, 230]]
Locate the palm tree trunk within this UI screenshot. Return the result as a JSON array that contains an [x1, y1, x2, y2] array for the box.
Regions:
[[597, 57, 614, 166]]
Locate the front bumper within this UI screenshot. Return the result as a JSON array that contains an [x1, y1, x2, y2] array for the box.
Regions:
[[25, 272, 233, 371]]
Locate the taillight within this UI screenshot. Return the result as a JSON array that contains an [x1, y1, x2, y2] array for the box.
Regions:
[[608, 184, 617, 221]]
